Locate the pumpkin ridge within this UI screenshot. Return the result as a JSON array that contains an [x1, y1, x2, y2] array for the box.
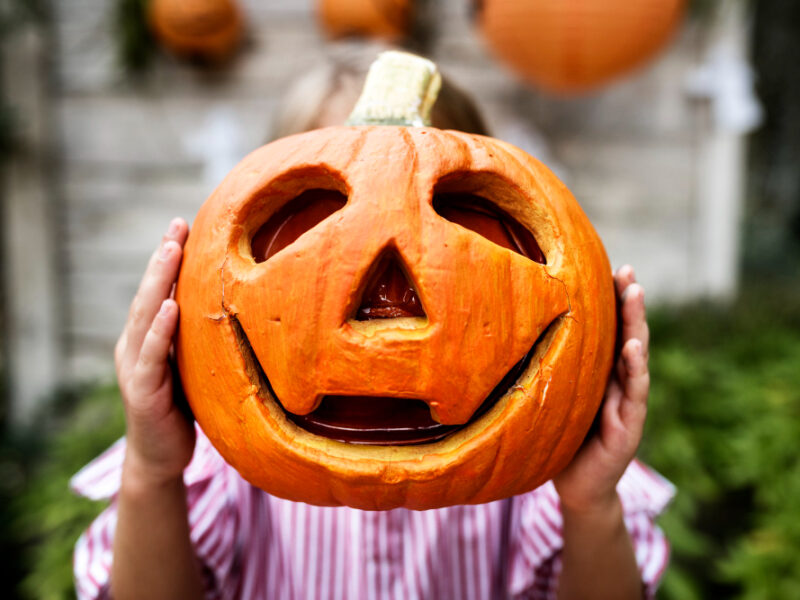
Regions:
[[399, 127, 418, 182], [429, 129, 473, 177], [342, 127, 374, 174]]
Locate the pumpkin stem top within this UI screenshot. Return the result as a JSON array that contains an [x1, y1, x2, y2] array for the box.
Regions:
[[346, 51, 442, 127]]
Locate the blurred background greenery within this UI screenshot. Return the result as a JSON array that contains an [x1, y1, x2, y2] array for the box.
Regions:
[[1, 0, 798, 599], [644, 287, 800, 599]]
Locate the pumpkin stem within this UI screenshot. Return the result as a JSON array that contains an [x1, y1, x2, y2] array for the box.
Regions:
[[346, 51, 442, 127]]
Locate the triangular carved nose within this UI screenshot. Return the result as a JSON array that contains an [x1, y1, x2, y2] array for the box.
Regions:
[[356, 252, 426, 320]]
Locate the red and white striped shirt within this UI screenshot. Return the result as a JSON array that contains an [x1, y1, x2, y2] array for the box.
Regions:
[[72, 426, 674, 600]]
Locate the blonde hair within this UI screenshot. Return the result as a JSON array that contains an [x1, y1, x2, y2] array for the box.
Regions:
[[272, 41, 488, 139]]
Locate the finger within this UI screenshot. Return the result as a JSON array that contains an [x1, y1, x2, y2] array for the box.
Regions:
[[619, 339, 649, 426], [127, 218, 187, 327], [169, 357, 195, 423], [123, 227, 185, 364], [601, 380, 624, 432], [114, 331, 128, 375], [613, 265, 636, 298], [162, 217, 189, 247], [132, 299, 179, 399], [604, 374, 623, 405], [620, 283, 649, 358]]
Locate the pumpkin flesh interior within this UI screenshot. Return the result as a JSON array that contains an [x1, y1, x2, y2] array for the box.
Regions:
[[251, 188, 347, 262], [355, 253, 425, 320], [433, 192, 546, 264]]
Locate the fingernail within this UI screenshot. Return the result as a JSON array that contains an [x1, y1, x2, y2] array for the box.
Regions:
[[159, 242, 172, 259], [167, 218, 180, 237], [159, 300, 172, 317]]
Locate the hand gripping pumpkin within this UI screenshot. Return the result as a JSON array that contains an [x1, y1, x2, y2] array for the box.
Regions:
[[176, 52, 616, 510], [148, 0, 243, 62]]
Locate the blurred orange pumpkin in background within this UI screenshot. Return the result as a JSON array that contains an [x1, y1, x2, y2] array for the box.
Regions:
[[318, 0, 413, 40], [148, 0, 243, 62], [476, 0, 687, 93]]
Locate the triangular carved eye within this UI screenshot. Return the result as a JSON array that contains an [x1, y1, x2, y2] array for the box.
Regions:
[[251, 189, 347, 263], [434, 192, 546, 264]]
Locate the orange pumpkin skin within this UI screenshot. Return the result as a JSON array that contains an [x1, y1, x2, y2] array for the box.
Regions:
[[176, 126, 615, 510], [318, 0, 412, 40], [148, 0, 242, 61], [477, 0, 686, 93]]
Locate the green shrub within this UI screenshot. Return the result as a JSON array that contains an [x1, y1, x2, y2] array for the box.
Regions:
[[643, 286, 800, 599], [8, 385, 125, 600]]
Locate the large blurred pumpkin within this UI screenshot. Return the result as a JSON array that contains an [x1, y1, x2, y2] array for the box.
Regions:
[[476, 0, 687, 93], [318, 0, 413, 40], [176, 52, 616, 510], [148, 0, 243, 62]]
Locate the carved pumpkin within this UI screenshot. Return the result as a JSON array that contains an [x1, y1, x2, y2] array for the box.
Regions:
[[318, 0, 412, 40], [148, 0, 243, 62], [176, 52, 616, 510], [476, 0, 686, 93]]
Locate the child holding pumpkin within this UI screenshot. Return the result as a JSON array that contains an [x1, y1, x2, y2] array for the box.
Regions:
[[72, 50, 673, 600]]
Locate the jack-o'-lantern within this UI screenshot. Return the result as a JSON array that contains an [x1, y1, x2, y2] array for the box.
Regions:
[[476, 0, 686, 93], [148, 0, 243, 62], [176, 52, 616, 510], [318, 0, 412, 40]]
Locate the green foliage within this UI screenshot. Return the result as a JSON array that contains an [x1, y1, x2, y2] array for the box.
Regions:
[[643, 285, 800, 599], [2, 385, 125, 600], [114, 0, 155, 73]]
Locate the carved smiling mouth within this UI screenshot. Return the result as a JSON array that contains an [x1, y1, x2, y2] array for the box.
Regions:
[[228, 310, 561, 446], [285, 328, 551, 445]]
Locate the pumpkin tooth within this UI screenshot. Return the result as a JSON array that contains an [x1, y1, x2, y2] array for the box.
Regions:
[[428, 402, 442, 424]]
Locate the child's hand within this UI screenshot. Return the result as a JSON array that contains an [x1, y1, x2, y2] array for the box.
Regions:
[[115, 218, 195, 488], [553, 265, 649, 514]]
